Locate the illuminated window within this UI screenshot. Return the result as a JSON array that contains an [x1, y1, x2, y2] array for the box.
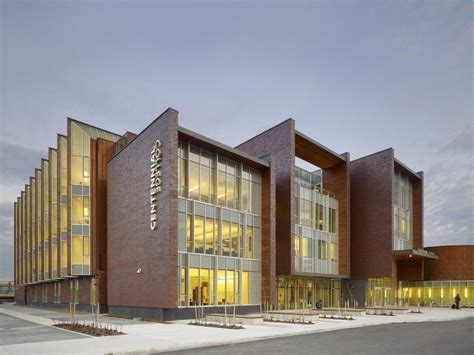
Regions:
[[72, 235, 83, 264], [205, 218, 215, 254], [194, 216, 204, 253], [247, 226, 254, 258]]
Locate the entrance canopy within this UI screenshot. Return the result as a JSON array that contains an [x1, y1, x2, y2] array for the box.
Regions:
[[393, 249, 438, 261]]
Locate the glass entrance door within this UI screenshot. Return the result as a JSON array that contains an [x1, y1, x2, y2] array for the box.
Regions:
[[373, 287, 383, 307]]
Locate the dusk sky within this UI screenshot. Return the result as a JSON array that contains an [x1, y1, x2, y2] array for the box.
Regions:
[[1, 0, 472, 279]]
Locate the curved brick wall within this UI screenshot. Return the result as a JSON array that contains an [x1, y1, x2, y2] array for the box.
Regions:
[[424, 245, 474, 280]]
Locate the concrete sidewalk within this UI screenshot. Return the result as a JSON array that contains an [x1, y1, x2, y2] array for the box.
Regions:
[[1, 304, 472, 354]]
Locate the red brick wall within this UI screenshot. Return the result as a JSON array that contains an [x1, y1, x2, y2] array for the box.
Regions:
[[91, 139, 116, 306], [412, 172, 424, 249], [323, 153, 351, 277], [424, 245, 474, 280], [397, 260, 423, 281], [15, 286, 26, 304], [236, 119, 295, 276], [260, 156, 276, 304], [350, 149, 394, 278], [107, 108, 179, 309]]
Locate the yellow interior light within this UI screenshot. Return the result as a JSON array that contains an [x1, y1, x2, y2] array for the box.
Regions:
[[465, 288, 468, 298]]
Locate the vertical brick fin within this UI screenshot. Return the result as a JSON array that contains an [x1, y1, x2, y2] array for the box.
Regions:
[[350, 149, 394, 278], [323, 152, 351, 277], [91, 138, 116, 306], [236, 119, 295, 276], [260, 155, 277, 305], [412, 171, 423, 250], [108, 108, 179, 309]]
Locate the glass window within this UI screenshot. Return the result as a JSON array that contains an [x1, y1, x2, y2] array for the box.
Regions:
[[60, 241, 67, 268], [83, 196, 89, 224], [200, 165, 210, 202], [61, 204, 67, 230], [180, 267, 186, 306], [217, 270, 226, 305], [230, 223, 239, 257], [318, 240, 327, 260], [329, 208, 337, 234], [227, 270, 238, 305], [194, 216, 204, 253], [72, 235, 83, 264], [186, 214, 192, 252], [222, 221, 230, 256], [217, 171, 226, 206], [189, 161, 200, 200], [205, 218, 214, 254], [83, 236, 90, 256], [72, 196, 83, 224], [242, 271, 249, 304], [330, 242, 336, 261], [189, 268, 199, 305]]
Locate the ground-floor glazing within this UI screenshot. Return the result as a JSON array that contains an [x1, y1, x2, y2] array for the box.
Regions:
[[276, 276, 341, 310], [178, 252, 261, 307], [399, 280, 474, 306]]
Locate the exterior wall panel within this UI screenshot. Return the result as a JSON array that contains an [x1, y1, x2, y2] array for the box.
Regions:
[[108, 108, 179, 309], [424, 245, 474, 280], [350, 149, 394, 278], [236, 119, 295, 276], [322, 153, 351, 277], [412, 172, 424, 250]]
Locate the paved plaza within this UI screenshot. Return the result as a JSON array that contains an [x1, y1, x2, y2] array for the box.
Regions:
[[0, 303, 472, 354], [160, 319, 474, 355]]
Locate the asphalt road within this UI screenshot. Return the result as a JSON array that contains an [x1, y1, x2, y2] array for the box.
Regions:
[[0, 312, 85, 346], [160, 318, 474, 355]]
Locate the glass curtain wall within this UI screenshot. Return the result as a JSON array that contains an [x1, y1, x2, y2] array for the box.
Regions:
[[26, 185, 31, 283], [393, 170, 413, 250], [36, 170, 42, 282], [177, 140, 262, 307], [42, 160, 50, 280], [70, 122, 91, 275], [178, 253, 260, 306], [367, 277, 397, 307], [276, 276, 341, 310], [14, 121, 120, 289], [400, 280, 474, 306], [31, 177, 37, 282], [49, 149, 59, 279], [294, 166, 339, 274], [58, 136, 68, 276], [69, 121, 121, 276]]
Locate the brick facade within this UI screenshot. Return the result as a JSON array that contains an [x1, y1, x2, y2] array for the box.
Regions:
[[350, 149, 394, 279], [322, 153, 351, 277], [424, 245, 474, 280], [236, 119, 296, 276], [107, 108, 179, 310]]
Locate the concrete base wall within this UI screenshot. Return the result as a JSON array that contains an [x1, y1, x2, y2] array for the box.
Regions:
[[17, 302, 108, 314], [108, 305, 260, 321]]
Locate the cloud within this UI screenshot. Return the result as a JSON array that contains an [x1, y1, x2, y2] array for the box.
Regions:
[[0, 140, 45, 185], [0, 201, 14, 279], [424, 128, 474, 246]]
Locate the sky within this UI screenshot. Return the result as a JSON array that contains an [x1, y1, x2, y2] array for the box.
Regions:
[[0, 0, 472, 279]]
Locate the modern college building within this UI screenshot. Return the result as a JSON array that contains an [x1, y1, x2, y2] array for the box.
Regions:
[[12, 108, 474, 319]]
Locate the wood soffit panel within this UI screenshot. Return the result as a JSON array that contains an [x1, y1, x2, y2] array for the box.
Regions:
[[295, 131, 345, 169]]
